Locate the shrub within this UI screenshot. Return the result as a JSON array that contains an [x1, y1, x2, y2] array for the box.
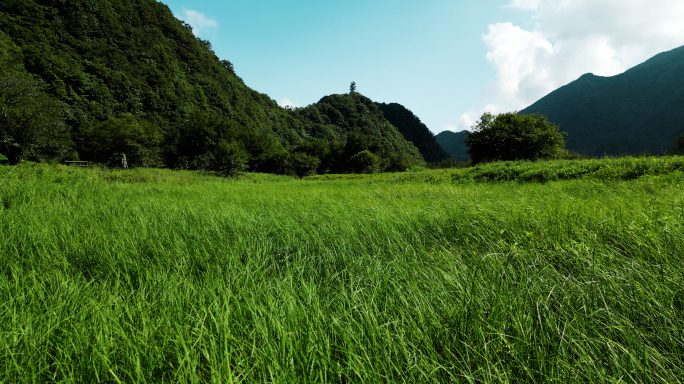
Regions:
[[289, 152, 321, 177], [349, 150, 380, 174], [384, 151, 416, 172]]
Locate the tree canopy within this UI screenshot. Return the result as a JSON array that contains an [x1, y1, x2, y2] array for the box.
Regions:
[[464, 112, 566, 164]]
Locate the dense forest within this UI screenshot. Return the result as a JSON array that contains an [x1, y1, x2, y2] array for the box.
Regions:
[[375, 102, 450, 163], [0, 0, 432, 175]]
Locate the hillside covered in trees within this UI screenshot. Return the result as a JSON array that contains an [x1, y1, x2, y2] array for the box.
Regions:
[[520, 45, 684, 157], [435, 130, 470, 161], [375, 103, 450, 163], [0, 0, 425, 174]]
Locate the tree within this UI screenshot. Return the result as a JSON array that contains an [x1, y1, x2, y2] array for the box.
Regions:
[[78, 114, 162, 167], [213, 140, 248, 177], [464, 112, 566, 164], [289, 152, 321, 177], [384, 150, 417, 172], [350, 81, 356, 94], [0, 74, 70, 164]]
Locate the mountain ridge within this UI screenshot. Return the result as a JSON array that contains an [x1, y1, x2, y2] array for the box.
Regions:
[[520, 45, 684, 156], [435, 130, 469, 162]]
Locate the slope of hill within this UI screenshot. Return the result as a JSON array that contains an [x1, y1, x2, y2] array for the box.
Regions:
[[0, 0, 294, 136], [520, 45, 684, 156], [375, 103, 450, 163], [0, 0, 422, 173], [435, 130, 470, 161]]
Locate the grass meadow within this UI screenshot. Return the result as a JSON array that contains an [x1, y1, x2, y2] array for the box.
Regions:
[[1, 158, 683, 383]]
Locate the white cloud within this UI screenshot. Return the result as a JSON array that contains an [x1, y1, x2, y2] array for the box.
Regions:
[[459, 0, 684, 131], [178, 9, 218, 37], [279, 98, 300, 109], [482, 22, 554, 109], [456, 112, 479, 131]]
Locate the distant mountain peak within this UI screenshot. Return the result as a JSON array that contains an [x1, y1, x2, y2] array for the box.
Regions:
[[520, 45, 684, 156]]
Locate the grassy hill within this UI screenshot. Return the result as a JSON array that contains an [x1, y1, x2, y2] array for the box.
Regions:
[[520, 45, 684, 156]]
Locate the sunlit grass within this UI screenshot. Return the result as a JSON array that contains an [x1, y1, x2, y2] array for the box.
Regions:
[[1, 161, 683, 383]]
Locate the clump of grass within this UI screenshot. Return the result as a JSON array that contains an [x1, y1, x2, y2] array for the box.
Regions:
[[1, 162, 683, 382], [307, 156, 684, 185]]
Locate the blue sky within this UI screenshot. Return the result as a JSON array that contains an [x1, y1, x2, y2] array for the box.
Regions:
[[159, 0, 684, 134]]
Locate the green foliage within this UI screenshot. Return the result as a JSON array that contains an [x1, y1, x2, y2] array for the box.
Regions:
[[289, 151, 321, 177], [1, 163, 683, 382], [0, 1, 431, 176], [0, 73, 72, 164], [349, 150, 380, 174], [433, 157, 471, 169], [0, 0, 304, 163], [384, 150, 415, 172], [290, 93, 423, 173], [212, 140, 248, 177], [0, 31, 24, 73], [306, 156, 684, 185], [465, 112, 566, 164], [78, 114, 162, 167], [376, 102, 451, 163]]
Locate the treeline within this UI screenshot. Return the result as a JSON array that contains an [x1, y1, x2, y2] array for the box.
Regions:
[[76, 102, 421, 177], [0, 0, 424, 175]]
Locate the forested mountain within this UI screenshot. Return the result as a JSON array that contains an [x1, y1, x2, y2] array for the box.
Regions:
[[520, 45, 684, 156], [435, 130, 470, 161], [375, 102, 450, 163], [0, 0, 421, 174], [286, 94, 423, 174]]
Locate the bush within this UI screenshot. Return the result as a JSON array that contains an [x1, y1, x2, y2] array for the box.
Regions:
[[384, 151, 416, 172], [289, 152, 321, 177], [349, 150, 380, 174]]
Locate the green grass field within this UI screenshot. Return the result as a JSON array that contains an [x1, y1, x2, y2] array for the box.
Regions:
[[1, 159, 683, 383]]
